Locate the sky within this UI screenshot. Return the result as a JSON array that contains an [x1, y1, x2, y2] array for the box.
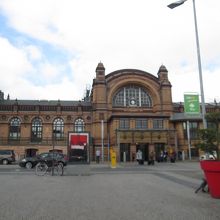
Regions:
[[0, 0, 219, 103]]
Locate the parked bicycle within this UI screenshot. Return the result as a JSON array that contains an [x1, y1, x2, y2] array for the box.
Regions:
[[35, 160, 64, 176], [195, 178, 209, 193]]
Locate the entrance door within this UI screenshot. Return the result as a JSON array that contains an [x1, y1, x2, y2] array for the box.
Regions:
[[154, 143, 165, 160], [136, 143, 149, 161], [120, 143, 130, 162]]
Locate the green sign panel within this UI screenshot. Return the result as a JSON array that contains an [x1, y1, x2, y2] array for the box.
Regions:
[[184, 94, 200, 114]]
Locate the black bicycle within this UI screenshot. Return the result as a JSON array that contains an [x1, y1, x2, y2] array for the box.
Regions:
[[195, 178, 209, 193], [35, 160, 64, 176]]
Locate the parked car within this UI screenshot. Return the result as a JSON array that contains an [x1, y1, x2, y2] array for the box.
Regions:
[[0, 150, 16, 165], [19, 152, 68, 169]]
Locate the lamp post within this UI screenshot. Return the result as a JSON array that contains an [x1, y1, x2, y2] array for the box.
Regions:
[[168, 0, 207, 129], [101, 120, 104, 162]]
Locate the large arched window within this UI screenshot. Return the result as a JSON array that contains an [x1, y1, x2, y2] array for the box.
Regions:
[[53, 118, 64, 139], [113, 85, 152, 107], [9, 117, 21, 140], [75, 118, 85, 132], [31, 117, 42, 142]]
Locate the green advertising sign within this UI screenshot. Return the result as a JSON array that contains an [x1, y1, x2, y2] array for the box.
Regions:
[[184, 94, 200, 114]]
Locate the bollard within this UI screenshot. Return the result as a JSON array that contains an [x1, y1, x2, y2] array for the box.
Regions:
[[111, 150, 117, 168]]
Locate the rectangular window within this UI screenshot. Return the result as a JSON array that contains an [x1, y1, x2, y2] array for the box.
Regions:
[[207, 122, 217, 130], [53, 130, 64, 140], [153, 119, 163, 129], [9, 126, 20, 140], [183, 121, 199, 139], [136, 119, 148, 129], [31, 128, 42, 142], [119, 119, 130, 129], [75, 126, 84, 132]]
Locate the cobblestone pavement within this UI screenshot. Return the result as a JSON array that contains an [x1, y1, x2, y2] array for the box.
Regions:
[[0, 161, 220, 220]]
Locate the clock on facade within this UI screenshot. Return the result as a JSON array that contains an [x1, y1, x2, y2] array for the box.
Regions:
[[129, 98, 136, 106]]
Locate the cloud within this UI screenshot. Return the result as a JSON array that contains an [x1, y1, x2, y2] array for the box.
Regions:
[[39, 62, 61, 80], [0, 0, 219, 102], [0, 37, 33, 79], [24, 45, 42, 61]]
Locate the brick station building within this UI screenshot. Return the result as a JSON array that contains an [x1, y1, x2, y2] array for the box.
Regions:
[[0, 62, 219, 162]]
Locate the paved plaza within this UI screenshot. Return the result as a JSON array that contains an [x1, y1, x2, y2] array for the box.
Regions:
[[0, 161, 220, 220]]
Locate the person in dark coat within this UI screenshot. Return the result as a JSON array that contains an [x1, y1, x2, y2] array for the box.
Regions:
[[148, 151, 155, 165], [170, 151, 176, 163]]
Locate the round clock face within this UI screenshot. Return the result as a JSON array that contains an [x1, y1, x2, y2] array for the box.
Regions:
[[130, 99, 136, 106]]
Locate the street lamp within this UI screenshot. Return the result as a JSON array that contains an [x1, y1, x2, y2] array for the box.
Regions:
[[168, 0, 207, 129]]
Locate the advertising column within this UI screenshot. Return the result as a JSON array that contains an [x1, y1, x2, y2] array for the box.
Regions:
[[68, 133, 89, 163]]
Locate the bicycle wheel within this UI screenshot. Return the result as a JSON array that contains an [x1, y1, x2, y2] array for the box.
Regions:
[[35, 162, 48, 176], [55, 163, 64, 176]]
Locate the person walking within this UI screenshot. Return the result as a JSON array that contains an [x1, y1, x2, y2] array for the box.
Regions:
[[148, 151, 155, 165], [170, 151, 176, 163], [136, 149, 143, 165], [96, 149, 100, 163], [132, 152, 135, 162]]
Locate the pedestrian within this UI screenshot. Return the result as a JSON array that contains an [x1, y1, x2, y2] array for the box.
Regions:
[[163, 150, 168, 162], [136, 149, 143, 165], [148, 151, 155, 165], [132, 152, 135, 162], [170, 151, 176, 163], [96, 149, 100, 163], [178, 151, 182, 160]]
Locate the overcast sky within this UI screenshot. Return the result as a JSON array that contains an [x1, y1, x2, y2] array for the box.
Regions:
[[0, 0, 219, 103]]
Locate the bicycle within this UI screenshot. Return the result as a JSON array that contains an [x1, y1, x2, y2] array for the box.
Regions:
[[35, 160, 64, 176], [195, 178, 209, 193]]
